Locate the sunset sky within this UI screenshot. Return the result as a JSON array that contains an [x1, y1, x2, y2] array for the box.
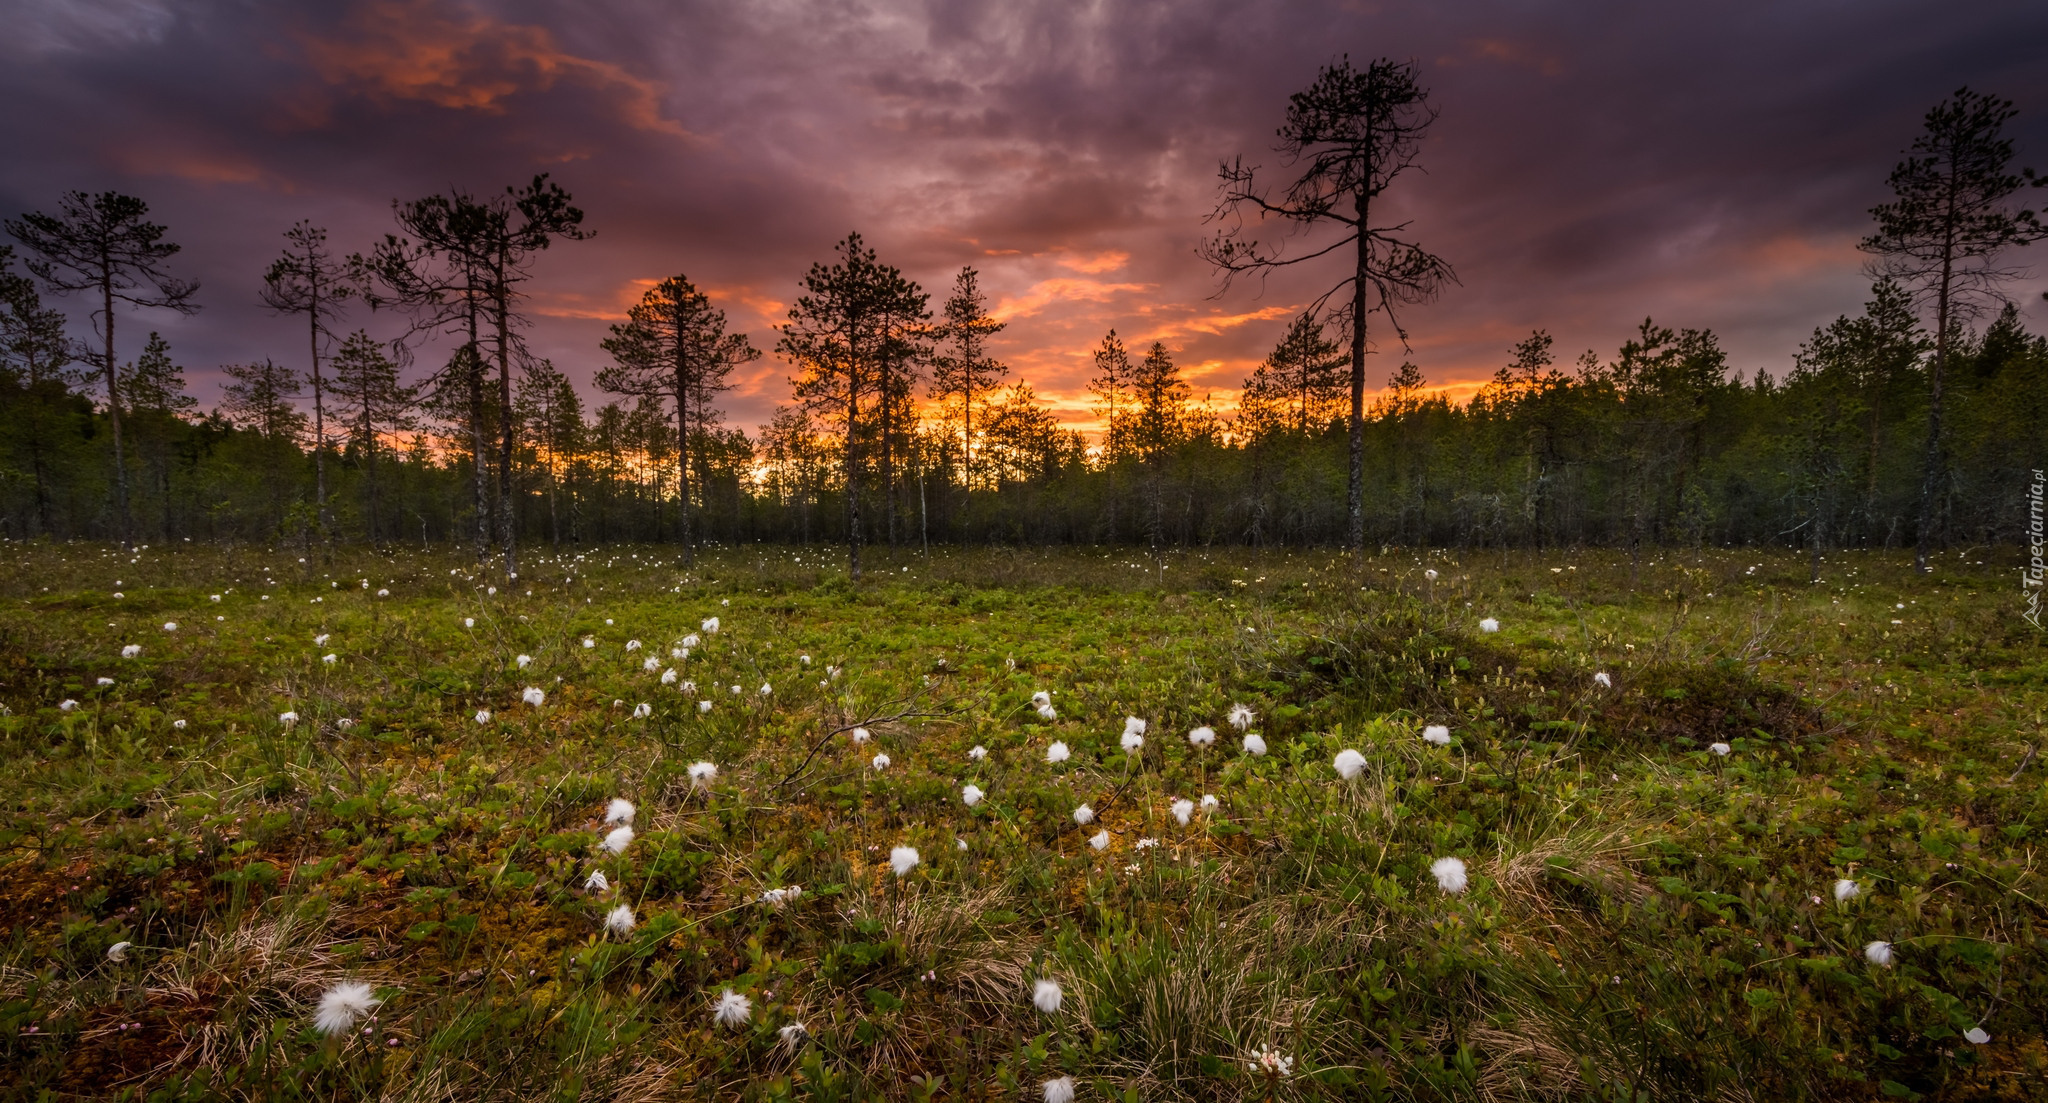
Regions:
[[4, 0, 2046, 437]]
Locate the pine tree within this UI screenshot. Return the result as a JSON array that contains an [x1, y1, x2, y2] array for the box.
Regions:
[[329, 331, 415, 543]]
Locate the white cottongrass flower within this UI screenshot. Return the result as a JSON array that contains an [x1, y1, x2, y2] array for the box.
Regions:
[[1242, 733, 1268, 755], [517, 654, 533, 668], [1187, 725, 1216, 747], [1123, 716, 1147, 738], [889, 845, 920, 876], [632, 702, 652, 719], [1708, 742, 1732, 757], [778, 1021, 809, 1047], [1171, 798, 1194, 825], [464, 617, 475, 628], [1333, 748, 1366, 779], [871, 752, 890, 770], [605, 904, 636, 937], [962, 784, 984, 807], [759, 682, 772, 696], [1432, 856, 1470, 894], [522, 686, 546, 707], [730, 685, 741, 695], [1228, 703, 1255, 730], [682, 633, 700, 648], [172, 719, 186, 730], [278, 711, 299, 727], [671, 646, 688, 660], [474, 709, 492, 724], [584, 869, 609, 893], [121, 644, 141, 659], [376, 588, 389, 597], [713, 989, 751, 1028], [689, 761, 718, 787], [660, 668, 677, 684], [969, 744, 987, 760], [1594, 671, 1613, 688], [605, 798, 636, 826], [850, 727, 871, 744], [322, 653, 338, 665], [681, 680, 698, 695], [1121, 729, 1144, 754], [1089, 830, 1109, 850], [107, 941, 132, 963], [1833, 878, 1859, 903], [1422, 724, 1451, 746], [800, 654, 811, 665], [1031, 690, 1053, 710], [1424, 568, 1439, 581], [1073, 803, 1095, 825], [98, 676, 116, 686], [1037, 702, 1058, 721], [1864, 940, 1895, 967], [163, 621, 177, 631], [602, 825, 636, 855], [581, 637, 595, 649], [701, 617, 720, 634], [1042, 1076, 1076, 1103], [1479, 617, 1500, 633], [59, 699, 78, 711], [314, 634, 330, 646], [642, 656, 660, 672], [1032, 978, 1063, 1013], [314, 981, 380, 1036], [956, 837, 969, 851], [698, 700, 713, 713], [625, 639, 641, 651], [1046, 741, 1070, 764], [1964, 1026, 1991, 1044], [211, 594, 222, 602], [761, 885, 803, 909], [1200, 794, 1219, 811]]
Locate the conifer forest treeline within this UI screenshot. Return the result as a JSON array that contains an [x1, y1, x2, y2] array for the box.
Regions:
[[2, 75, 2044, 570]]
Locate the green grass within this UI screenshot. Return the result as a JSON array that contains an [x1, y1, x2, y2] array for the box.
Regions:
[[0, 540, 2043, 1101]]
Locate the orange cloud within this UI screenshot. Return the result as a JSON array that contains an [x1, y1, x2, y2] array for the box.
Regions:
[[990, 277, 1151, 322], [111, 146, 280, 188], [531, 277, 658, 321], [1148, 303, 1298, 340], [295, 0, 693, 138], [1056, 250, 1129, 274]]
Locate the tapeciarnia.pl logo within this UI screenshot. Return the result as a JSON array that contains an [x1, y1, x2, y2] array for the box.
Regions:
[[2028, 468, 2044, 629]]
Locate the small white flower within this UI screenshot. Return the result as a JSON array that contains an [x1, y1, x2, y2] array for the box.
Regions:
[[671, 646, 688, 660], [322, 653, 337, 665], [1242, 733, 1267, 755], [682, 633, 701, 648], [172, 718, 186, 730], [464, 617, 475, 629], [376, 588, 389, 597], [800, 654, 811, 665], [1432, 856, 1470, 894], [1134, 837, 1159, 849], [1171, 798, 1194, 825], [314, 981, 380, 1036], [1593, 671, 1613, 688], [606, 798, 636, 826], [1032, 978, 1062, 1013], [211, 594, 222, 602], [1964, 1026, 1991, 1045], [625, 639, 641, 651], [1187, 726, 1216, 747], [605, 903, 636, 937], [701, 617, 720, 634], [849, 727, 871, 745], [1043, 1076, 1075, 1103], [605, 618, 614, 625], [278, 710, 299, 726], [689, 760, 718, 787], [162, 621, 177, 632], [1046, 741, 1070, 764], [601, 825, 636, 855], [632, 702, 652, 719], [59, 699, 78, 711], [1864, 940, 1894, 967], [642, 656, 660, 672], [889, 845, 920, 876], [1479, 617, 1500, 633], [1333, 748, 1366, 779], [314, 634, 330, 646], [584, 869, 609, 893], [1073, 803, 1094, 825], [968, 744, 987, 760], [761, 885, 803, 909], [522, 686, 546, 707], [474, 709, 492, 724], [97, 676, 116, 686], [517, 654, 533, 668], [698, 700, 712, 713], [1200, 794, 1218, 811], [713, 989, 751, 1028], [121, 644, 141, 659], [1424, 568, 1438, 581], [486, 586, 497, 596], [962, 784, 984, 807], [1833, 878, 1859, 903], [871, 752, 890, 770], [660, 668, 678, 684], [1709, 742, 1731, 756], [581, 637, 595, 649], [729, 685, 741, 695], [107, 941, 132, 963], [1422, 724, 1450, 746], [759, 682, 772, 696]]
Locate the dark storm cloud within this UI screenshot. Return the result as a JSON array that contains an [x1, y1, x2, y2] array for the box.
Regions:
[[3, 0, 2045, 432]]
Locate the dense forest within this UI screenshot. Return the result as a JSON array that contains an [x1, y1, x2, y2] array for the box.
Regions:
[[2, 75, 2044, 569]]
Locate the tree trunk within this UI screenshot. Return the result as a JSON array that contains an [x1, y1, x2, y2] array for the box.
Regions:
[[677, 336, 695, 568], [1346, 192, 1369, 553], [103, 270, 132, 545], [495, 267, 517, 579], [1916, 253, 1952, 575], [309, 255, 329, 544]]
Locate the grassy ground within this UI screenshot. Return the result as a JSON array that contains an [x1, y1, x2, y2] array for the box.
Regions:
[[0, 540, 2043, 1102]]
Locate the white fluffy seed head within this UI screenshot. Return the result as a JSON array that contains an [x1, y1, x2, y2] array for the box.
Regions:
[[1422, 725, 1451, 746], [1089, 830, 1109, 850], [1032, 978, 1062, 1013], [1432, 857, 1470, 894], [698, 700, 712, 713], [1123, 716, 1146, 737], [632, 702, 652, 718], [517, 654, 533, 668], [1031, 691, 1052, 710], [121, 644, 141, 659], [851, 727, 870, 744], [1964, 1026, 1991, 1044], [1072, 803, 1094, 825], [107, 941, 131, 963], [605, 798, 636, 826], [661, 668, 677, 684], [1424, 568, 1439, 581], [701, 617, 720, 634], [1187, 726, 1216, 747], [962, 784, 984, 807], [1228, 703, 1255, 731], [642, 657, 660, 672], [278, 711, 299, 726], [1864, 940, 1894, 967], [1046, 741, 1070, 764], [1200, 794, 1218, 811], [713, 989, 751, 1028], [1333, 748, 1366, 779], [1479, 617, 1500, 633], [522, 686, 546, 707], [1708, 742, 1731, 756], [584, 869, 609, 893], [688, 761, 717, 786], [1171, 799, 1194, 825], [1037, 703, 1058, 721], [1242, 733, 1267, 756], [1594, 671, 1613, 688], [969, 744, 987, 760], [314, 981, 380, 1036], [602, 825, 635, 855], [625, 639, 641, 651], [1121, 731, 1144, 753], [605, 904, 636, 937], [1043, 1076, 1076, 1103], [871, 752, 890, 770], [474, 709, 492, 724], [889, 845, 920, 876], [1833, 878, 1859, 903]]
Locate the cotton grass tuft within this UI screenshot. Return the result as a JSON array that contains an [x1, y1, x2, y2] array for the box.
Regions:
[[1072, 803, 1094, 825], [1089, 830, 1109, 850], [1171, 798, 1194, 825], [1432, 856, 1470, 893], [871, 752, 890, 770], [605, 904, 636, 937], [1032, 978, 1063, 1013], [1242, 733, 1267, 755], [889, 845, 920, 876], [602, 825, 635, 855], [688, 761, 718, 787], [522, 686, 546, 707], [713, 989, 751, 1028], [107, 941, 131, 963], [1864, 940, 1895, 967], [1228, 703, 1255, 730], [314, 981, 380, 1036], [1708, 742, 1731, 756], [1833, 878, 1859, 903], [1042, 1076, 1075, 1103], [1187, 725, 1216, 747], [1046, 741, 1070, 764], [121, 644, 141, 659], [1422, 724, 1450, 746], [605, 798, 636, 826], [474, 709, 491, 724], [1479, 617, 1500, 633], [1333, 748, 1366, 779], [962, 784, 984, 807]]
